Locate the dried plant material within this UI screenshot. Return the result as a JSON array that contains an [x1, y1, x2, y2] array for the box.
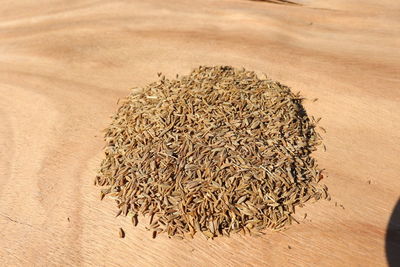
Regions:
[[131, 214, 138, 227], [95, 66, 329, 239], [119, 228, 125, 238]]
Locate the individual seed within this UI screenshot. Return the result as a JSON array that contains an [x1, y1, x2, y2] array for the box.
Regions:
[[119, 228, 125, 238]]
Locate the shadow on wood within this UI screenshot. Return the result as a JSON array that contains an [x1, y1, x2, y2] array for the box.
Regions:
[[386, 198, 400, 267], [248, 0, 301, 6]]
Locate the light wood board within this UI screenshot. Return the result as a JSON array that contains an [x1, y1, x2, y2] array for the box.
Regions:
[[1, 0, 399, 266]]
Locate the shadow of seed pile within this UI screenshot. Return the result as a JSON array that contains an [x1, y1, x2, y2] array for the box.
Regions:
[[95, 66, 329, 239]]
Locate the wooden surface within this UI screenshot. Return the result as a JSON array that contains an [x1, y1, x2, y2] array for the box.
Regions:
[[1, 0, 399, 266]]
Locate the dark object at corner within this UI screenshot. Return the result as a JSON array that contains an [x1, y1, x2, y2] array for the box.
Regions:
[[386, 198, 400, 267]]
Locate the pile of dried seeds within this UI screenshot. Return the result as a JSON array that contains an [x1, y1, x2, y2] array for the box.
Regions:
[[95, 66, 328, 239]]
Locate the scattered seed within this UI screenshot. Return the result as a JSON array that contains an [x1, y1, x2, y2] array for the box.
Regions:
[[131, 214, 138, 226], [115, 210, 122, 217], [119, 228, 125, 238]]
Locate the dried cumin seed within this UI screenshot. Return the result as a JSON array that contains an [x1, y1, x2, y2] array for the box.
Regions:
[[237, 195, 247, 204], [119, 228, 125, 238], [96, 66, 328, 239], [132, 214, 138, 226], [172, 235, 184, 240], [202, 230, 214, 239], [122, 204, 129, 216], [115, 209, 122, 217]]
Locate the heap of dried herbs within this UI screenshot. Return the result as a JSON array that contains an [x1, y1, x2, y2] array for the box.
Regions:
[[95, 66, 328, 239]]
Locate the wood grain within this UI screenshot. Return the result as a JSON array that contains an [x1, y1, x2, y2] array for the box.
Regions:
[[1, 0, 399, 266]]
